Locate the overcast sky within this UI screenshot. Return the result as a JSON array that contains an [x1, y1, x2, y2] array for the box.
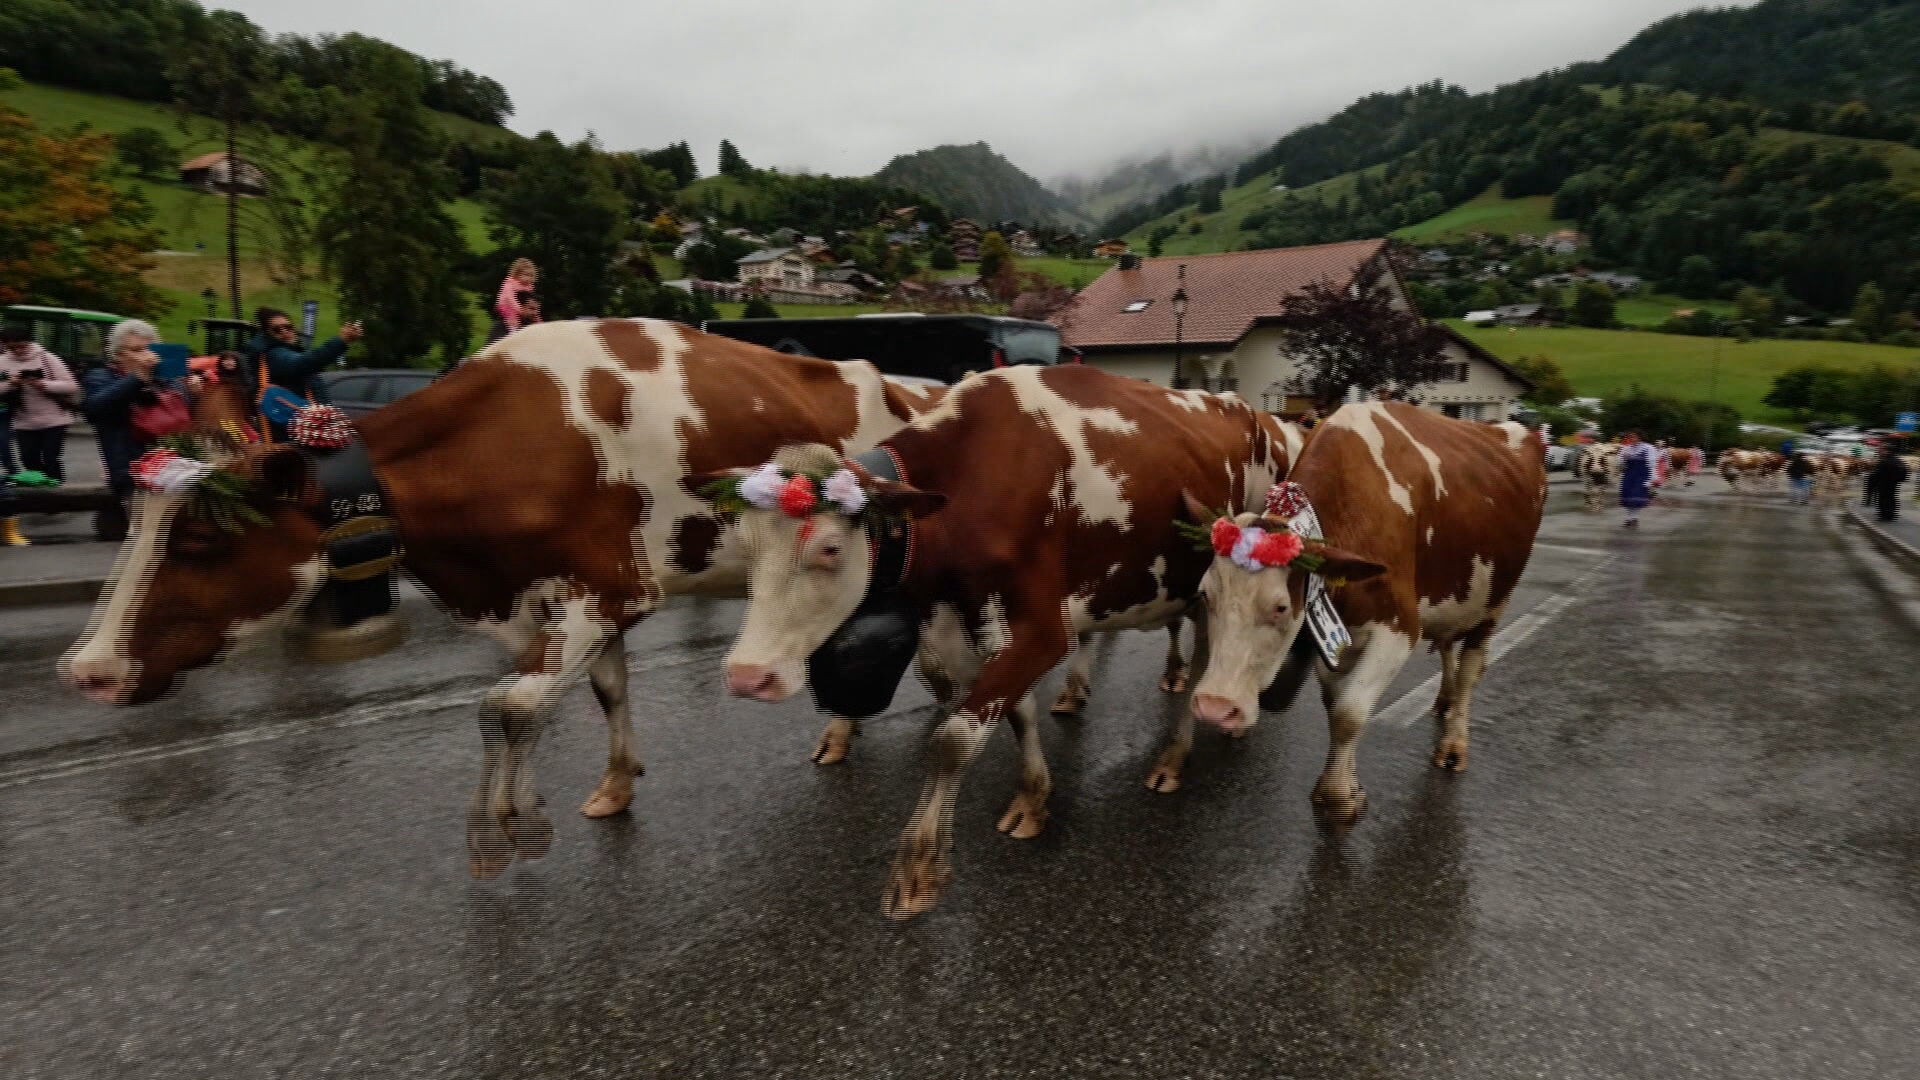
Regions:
[[217, 0, 1748, 183]]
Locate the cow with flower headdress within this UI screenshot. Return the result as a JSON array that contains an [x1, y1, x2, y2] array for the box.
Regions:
[[687, 364, 1303, 918], [60, 319, 981, 879], [1181, 401, 1546, 822]]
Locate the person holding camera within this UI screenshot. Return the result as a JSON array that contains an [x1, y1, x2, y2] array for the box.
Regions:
[[0, 326, 82, 486], [245, 308, 363, 441]]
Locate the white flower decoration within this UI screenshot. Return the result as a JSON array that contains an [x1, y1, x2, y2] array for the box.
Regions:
[[149, 457, 213, 495], [736, 462, 787, 511], [1229, 525, 1269, 573], [823, 468, 868, 515]]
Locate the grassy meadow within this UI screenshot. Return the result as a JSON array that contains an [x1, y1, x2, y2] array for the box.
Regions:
[[1392, 186, 1568, 243]]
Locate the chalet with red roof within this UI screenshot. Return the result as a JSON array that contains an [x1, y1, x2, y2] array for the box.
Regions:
[[1052, 240, 1532, 420]]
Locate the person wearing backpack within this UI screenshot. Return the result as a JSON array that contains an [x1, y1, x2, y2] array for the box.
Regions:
[[245, 307, 362, 441]]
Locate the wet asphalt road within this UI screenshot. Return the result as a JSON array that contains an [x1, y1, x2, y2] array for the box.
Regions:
[[4, 478, 1919, 1079]]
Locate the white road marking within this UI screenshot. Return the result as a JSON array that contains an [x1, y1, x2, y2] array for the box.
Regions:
[[1375, 555, 1618, 730], [1532, 542, 1613, 557]]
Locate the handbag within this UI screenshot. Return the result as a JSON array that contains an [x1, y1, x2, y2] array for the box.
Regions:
[[128, 386, 194, 442]]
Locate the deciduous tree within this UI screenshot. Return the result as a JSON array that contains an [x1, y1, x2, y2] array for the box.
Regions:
[[1276, 278, 1454, 408], [486, 131, 626, 319], [114, 125, 173, 179]]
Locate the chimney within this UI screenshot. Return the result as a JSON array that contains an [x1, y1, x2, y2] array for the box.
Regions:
[[1118, 253, 1141, 271]]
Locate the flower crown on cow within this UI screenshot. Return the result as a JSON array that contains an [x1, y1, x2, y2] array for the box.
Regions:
[[700, 462, 877, 522], [130, 433, 270, 534], [1176, 481, 1333, 576]]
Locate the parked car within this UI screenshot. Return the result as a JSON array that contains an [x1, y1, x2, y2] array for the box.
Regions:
[[315, 368, 438, 419]]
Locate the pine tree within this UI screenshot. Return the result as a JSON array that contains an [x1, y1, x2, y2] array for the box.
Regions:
[[718, 139, 751, 178], [741, 292, 779, 319]]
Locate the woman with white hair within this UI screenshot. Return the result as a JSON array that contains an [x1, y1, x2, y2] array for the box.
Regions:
[[79, 319, 169, 542]]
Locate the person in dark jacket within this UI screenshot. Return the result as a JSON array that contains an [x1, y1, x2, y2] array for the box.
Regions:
[[245, 307, 362, 405], [1866, 447, 1911, 522], [81, 320, 167, 541], [1786, 452, 1813, 506]]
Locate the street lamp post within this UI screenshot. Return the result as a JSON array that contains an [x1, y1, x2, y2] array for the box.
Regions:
[[1171, 263, 1189, 390]]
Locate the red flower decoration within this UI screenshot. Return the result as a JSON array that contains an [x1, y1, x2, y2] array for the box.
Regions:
[[1210, 517, 1241, 556], [1264, 481, 1309, 520], [288, 405, 353, 450], [130, 448, 178, 489], [1251, 529, 1304, 568], [777, 475, 817, 518]]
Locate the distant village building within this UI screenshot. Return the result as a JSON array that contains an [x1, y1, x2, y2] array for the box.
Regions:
[[1462, 303, 1548, 327], [736, 247, 815, 288], [1009, 229, 1043, 257], [1093, 238, 1131, 259], [949, 218, 982, 261], [1054, 239, 1533, 421], [179, 152, 266, 196]]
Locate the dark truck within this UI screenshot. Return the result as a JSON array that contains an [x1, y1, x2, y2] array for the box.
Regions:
[[700, 314, 1078, 386]]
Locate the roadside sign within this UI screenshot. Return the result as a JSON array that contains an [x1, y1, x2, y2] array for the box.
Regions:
[[1896, 412, 1918, 432], [300, 300, 319, 344]]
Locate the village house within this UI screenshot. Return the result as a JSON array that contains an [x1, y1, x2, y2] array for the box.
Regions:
[[1054, 239, 1533, 421], [178, 151, 266, 196], [735, 247, 815, 288], [1462, 303, 1548, 327], [1093, 238, 1131, 259], [948, 218, 982, 261], [1009, 230, 1043, 257]]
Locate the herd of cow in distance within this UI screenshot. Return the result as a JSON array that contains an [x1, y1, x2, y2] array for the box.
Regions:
[[62, 317, 1555, 918]]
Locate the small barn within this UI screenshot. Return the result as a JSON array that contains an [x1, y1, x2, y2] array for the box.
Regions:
[[179, 152, 266, 196]]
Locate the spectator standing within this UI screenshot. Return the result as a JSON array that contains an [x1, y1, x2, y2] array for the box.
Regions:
[[488, 258, 542, 345], [1786, 452, 1813, 506], [245, 308, 362, 441], [1618, 432, 1657, 528], [0, 360, 20, 546], [0, 326, 82, 484], [1866, 447, 1911, 523], [81, 320, 174, 542]]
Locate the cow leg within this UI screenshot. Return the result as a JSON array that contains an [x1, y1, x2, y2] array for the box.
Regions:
[[1433, 627, 1491, 772], [1310, 625, 1415, 824], [813, 644, 948, 765], [996, 693, 1049, 838], [1430, 640, 1459, 741], [1158, 620, 1190, 692], [1146, 614, 1209, 793], [1049, 634, 1093, 716], [580, 635, 640, 818], [469, 597, 617, 880], [884, 621, 1065, 919]]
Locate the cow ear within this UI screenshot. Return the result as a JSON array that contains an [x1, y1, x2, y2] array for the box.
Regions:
[[1179, 489, 1216, 524], [682, 467, 749, 500], [251, 446, 314, 504], [869, 478, 947, 519], [1307, 543, 1388, 584]]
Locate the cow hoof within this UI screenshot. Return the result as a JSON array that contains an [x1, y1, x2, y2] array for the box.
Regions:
[[883, 837, 952, 921], [1310, 784, 1368, 824], [1159, 669, 1190, 694], [1431, 737, 1469, 772], [579, 773, 634, 818], [507, 804, 554, 861], [995, 791, 1049, 839], [467, 810, 514, 880], [812, 719, 857, 766], [1048, 691, 1088, 717], [1144, 762, 1183, 794]]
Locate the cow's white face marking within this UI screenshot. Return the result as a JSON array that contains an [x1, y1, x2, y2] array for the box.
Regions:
[[1193, 526, 1310, 724], [1418, 556, 1497, 638], [726, 505, 873, 700], [65, 492, 185, 694], [225, 558, 326, 651]]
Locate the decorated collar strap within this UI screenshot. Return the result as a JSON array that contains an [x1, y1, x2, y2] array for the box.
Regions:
[[708, 462, 869, 519]]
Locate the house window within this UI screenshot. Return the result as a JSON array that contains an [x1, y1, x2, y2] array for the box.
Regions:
[[1122, 300, 1152, 313], [1453, 362, 1471, 383]]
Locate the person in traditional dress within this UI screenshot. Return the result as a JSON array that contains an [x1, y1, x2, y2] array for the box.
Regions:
[[1617, 431, 1657, 528], [1866, 447, 1911, 523]]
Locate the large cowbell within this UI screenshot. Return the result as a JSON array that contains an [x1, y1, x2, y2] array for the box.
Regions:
[[282, 441, 410, 664], [807, 600, 919, 719]]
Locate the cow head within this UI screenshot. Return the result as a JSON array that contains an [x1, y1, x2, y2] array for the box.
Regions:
[[1182, 494, 1386, 735], [686, 444, 944, 703], [62, 442, 333, 705]]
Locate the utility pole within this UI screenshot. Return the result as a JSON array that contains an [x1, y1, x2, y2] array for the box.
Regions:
[[224, 89, 242, 320]]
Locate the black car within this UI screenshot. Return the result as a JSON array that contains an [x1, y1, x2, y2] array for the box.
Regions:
[[315, 368, 438, 419]]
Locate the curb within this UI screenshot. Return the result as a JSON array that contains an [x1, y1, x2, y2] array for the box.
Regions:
[[0, 577, 104, 608], [1845, 508, 1920, 569]]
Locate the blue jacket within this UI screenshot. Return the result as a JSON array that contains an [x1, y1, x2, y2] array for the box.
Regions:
[[81, 367, 152, 494], [246, 332, 347, 403]]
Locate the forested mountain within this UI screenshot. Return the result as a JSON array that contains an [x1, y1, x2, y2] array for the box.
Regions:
[[1099, 0, 1920, 317], [875, 143, 1088, 230]]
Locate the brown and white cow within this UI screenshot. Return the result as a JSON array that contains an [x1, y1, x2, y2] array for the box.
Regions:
[[60, 319, 968, 878], [1575, 442, 1619, 512], [690, 365, 1301, 918], [1186, 403, 1546, 819], [1718, 448, 1785, 493]]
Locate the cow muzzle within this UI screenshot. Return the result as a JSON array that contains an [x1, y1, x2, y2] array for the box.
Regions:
[[62, 652, 134, 706], [1191, 692, 1251, 735], [725, 663, 789, 702]]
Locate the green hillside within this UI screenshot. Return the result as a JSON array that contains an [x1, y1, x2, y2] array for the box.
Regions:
[[1455, 322, 1920, 424], [874, 142, 1089, 231], [1121, 165, 1385, 256], [1392, 186, 1567, 242]]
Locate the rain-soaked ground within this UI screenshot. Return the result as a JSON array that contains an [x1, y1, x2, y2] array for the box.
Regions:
[[4, 478, 1918, 1079]]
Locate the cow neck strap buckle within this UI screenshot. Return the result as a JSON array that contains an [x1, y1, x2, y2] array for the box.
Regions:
[[852, 446, 912, 605]]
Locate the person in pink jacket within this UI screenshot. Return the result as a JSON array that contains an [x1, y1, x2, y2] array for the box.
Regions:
[[488, 258, 542, 344], [0, 326, 81, 483]]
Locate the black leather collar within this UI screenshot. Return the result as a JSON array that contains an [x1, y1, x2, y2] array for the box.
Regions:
[[851, 446, 912, 603], [303, 434, 404, 627]]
